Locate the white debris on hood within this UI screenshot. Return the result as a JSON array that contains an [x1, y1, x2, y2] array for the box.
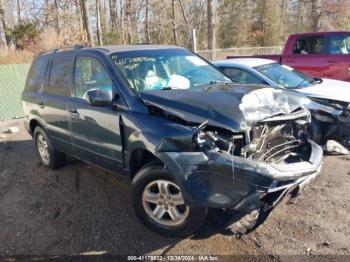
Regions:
[[325, 140, 349, 155], [239, 88, 310, 124]]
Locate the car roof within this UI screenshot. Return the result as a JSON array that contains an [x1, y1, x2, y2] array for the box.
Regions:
[[213, 58, 276, 68], [290, 31, 350, 37], [96, 44, 183, 53], [40, 44, 185, 57]]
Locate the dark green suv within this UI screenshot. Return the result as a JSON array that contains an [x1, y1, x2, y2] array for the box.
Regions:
[[22, 45, 323, 237]]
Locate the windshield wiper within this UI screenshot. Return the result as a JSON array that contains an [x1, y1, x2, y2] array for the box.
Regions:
[[210, 80, 232, 85], [203, 81, 231, 93], [161, 86, 173, 90], [312, 78, 323, 85]]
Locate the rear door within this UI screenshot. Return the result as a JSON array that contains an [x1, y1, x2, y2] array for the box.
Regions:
[[283, 35, 327, 78], [323, 33, 350, 81], [67, 55, 124, 173], [22, 55, 50, 131], [39, 55, 75, 154]]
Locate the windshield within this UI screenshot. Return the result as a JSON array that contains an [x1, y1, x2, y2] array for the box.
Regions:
[[111, 48, 231, 94], [254, 62, 317, 89]]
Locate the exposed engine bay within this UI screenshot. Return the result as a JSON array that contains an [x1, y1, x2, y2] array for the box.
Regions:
[[194, 108, 311, 165]]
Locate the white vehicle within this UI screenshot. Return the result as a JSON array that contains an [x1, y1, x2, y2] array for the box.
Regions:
[[213, 58, 350, 150], [213, 58, 350, 106]]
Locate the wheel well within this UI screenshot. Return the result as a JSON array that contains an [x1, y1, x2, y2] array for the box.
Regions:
[[29, 119, 41, 135], [129, 149, 159, 181]]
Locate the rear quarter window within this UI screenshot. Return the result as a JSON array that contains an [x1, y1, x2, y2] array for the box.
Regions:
[[25, 56, 49, 92], [45, 56, 74, 96]]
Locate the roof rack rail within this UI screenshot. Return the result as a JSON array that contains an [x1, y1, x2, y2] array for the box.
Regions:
[[56, 44, 85, 52], [40, 44, 85, 55]]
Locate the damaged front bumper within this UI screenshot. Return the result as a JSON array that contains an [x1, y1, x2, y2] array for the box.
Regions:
[[157, 139, 323, 211]]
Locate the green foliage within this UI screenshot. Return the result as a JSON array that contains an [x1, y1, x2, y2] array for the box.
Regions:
[[104, 29, 122, 45], [254, 0, 282, 46], [217, 0, 252, 48], [6, 20, 41, 49], [218, 0, 283, 47]]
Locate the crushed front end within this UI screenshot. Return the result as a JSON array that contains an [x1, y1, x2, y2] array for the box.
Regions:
[[151, 88, 323, 235]]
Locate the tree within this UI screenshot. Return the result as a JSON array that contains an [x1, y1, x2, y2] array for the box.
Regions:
[[75, 0, 84, 40], [53, 0, 60, 35], [144, 0, 150, 43], [255, 0, 282, 46], [171, 0, 177, 45], [0, 0, 8, 48], [311, 0, 322, 31], [80, 0, 93, 46], [207, 0, 215, 52], [109, 0, 117, 29], [217, 0, 252, 48], [2, 0, 350, 60], [16, 0, 21, 23], [7, 20, 41, 49], [96, 0, 103, 45]]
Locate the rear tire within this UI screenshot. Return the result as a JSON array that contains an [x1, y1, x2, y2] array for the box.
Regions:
[[34, 126, 65, 169], [132, 163, 207, 238]]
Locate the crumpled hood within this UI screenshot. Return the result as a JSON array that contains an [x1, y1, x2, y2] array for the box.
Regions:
[[140, 84, 308, 132], [297, 78, 350, 103]]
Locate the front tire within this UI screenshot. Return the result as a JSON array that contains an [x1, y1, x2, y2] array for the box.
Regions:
[[34, 126, 65, 169], [132, 163, 207, 238]]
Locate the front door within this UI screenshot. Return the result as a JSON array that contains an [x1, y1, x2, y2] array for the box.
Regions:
[[67, 56, 124, 173]]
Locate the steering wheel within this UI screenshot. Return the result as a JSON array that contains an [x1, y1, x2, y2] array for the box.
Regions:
[[185, 68, 209, 85], [185, 68, 202, 79]]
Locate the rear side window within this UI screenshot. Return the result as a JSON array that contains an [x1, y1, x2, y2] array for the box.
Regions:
[[46, 56, 74, 96], [328, 34, 350, 54], [293, 37, 324, 54], [25, 56, 48, 92]]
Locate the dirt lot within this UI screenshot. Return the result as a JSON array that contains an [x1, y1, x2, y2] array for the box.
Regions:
[[0, 119, 349, 258]]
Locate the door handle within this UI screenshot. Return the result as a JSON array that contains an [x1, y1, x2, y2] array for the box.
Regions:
[[327, 60, 337, 63], [38, 101, 45, 108], [68, 108, 79, 117]]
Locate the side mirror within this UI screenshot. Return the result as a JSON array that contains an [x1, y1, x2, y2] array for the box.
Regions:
[[86, 89, 113, 107]]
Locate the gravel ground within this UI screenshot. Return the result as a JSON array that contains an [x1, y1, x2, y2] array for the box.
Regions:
[[0, 119, 349, 258]]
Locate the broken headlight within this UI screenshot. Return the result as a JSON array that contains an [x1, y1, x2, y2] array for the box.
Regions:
[[192, 121, 241, 154]]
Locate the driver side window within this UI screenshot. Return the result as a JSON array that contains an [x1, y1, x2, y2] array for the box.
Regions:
[[74, 56, 113, 99], [222, 67, 264, 84]]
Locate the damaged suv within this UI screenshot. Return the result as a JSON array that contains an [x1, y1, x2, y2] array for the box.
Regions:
[[22, 45, 323, 237]]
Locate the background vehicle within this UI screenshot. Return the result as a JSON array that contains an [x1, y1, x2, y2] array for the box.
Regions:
[[214, 58, 350, 147], [227, 32, 350, 82], [22, 45, 323, 237]]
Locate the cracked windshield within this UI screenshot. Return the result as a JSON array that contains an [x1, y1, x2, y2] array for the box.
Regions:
[[112, 49, 231, 93]]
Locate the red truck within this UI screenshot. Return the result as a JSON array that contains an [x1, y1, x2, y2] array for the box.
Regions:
[[227, 31, 350, 82]]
